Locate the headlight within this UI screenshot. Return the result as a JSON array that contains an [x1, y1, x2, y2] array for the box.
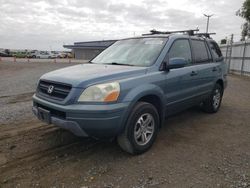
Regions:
[[78, 82, 120, 102]]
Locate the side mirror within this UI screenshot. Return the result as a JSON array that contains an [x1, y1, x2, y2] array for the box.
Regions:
[[166, 58, 187, 70]]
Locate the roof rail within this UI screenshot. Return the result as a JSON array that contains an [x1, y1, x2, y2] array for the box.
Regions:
[[193, 32, 216, 39], [142, 29, 216, 39], [142, 29, 199, 36]]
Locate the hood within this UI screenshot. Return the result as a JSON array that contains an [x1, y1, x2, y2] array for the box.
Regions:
[[40, 63, 147, 88]]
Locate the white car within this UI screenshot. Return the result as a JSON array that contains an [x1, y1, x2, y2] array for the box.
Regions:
[[36, 51, 52, 59], [28, 51, 52, 59]]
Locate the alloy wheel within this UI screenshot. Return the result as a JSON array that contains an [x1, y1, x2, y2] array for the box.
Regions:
[[134, 113, 155, 146]]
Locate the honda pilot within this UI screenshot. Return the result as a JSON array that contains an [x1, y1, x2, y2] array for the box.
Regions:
[[32, 30, 227, 154]]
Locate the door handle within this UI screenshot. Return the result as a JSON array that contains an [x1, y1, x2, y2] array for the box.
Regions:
[[212, 67, 218, 72], [190, 71, 198, 76]]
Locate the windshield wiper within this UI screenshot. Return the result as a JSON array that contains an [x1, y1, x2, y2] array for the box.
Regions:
[[106, 62, 134, 66]]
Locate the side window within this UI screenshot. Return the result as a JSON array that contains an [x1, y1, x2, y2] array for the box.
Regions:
[[191, 40, 209, 63], [210, 41, 222, 61], [168, 39, 192, 64]]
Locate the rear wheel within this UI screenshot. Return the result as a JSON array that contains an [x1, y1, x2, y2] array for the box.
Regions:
[[202, 83, 223, 113], [117, 102, 159, 155]]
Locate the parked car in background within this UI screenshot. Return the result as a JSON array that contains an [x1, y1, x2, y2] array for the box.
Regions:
[[50, 52, 58, 59], [32, 29, 227, 155], [66, 52, 73, 58], [27, 50, 39, 58], [58, 52, 67, 58], [0, 52, 12, 57], [27, 51, 71, 59], [12, 51, 28, 58], [36, 51, 52, 59], [50, 51, 71, 58], [0, 49, 12, 57], [28, 51, 52, 59]]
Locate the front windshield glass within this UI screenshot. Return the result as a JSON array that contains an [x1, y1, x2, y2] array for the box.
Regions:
[[91, 38, 168, 67]]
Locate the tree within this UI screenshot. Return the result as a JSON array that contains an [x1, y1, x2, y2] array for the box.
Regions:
[[237, 0, 250, 40], [241, 22, 250, 41]]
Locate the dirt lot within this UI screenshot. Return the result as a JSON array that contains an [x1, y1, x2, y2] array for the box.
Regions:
[[0, 62, 249, 188]]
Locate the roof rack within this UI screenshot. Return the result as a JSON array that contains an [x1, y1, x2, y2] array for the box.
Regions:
[[142, 29, 216, 39], [142, 29, 199, 36]]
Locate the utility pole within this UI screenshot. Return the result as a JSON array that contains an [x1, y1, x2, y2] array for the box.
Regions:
[[203, 14, 214, 33], [228, 34, 234, 73]]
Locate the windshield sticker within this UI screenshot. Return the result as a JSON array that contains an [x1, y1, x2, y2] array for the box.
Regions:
[[144, 40, 164, 45]]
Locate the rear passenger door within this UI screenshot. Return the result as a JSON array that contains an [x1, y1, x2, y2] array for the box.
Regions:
[[190, 39, 217, 99]]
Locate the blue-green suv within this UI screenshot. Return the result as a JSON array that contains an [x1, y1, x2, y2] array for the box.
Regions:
[[32, 30, 227, 154]]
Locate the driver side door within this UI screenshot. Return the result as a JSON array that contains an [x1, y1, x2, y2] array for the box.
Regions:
[[164, 39, 200, 115]]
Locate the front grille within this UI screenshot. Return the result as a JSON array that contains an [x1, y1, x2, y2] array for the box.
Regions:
[[38, 80, 72, 101]]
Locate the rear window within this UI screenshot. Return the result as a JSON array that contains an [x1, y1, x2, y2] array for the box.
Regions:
[[191, 40, 209, 63], [210, 41, 222, 61]]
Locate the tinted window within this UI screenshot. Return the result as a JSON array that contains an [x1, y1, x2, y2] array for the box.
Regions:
[[210, 41, 222, 60], [191, 40, 209, 63], [168, 39, 192, 64]]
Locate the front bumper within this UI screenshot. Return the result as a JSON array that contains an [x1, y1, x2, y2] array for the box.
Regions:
[[32, 94, 129, 138]]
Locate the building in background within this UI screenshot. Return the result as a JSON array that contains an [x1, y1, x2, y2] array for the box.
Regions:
[[63, 40, 117, 60]]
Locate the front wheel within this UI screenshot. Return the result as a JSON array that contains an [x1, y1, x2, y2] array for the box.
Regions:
[[117, 102, 159, 155], [202, 83, 223, 113]]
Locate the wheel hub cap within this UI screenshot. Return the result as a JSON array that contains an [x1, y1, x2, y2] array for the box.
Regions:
[[213, 89, 221, 109], [134, 113, 155, 146]]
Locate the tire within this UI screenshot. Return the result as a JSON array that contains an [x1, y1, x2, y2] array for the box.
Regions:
[[117, 102, 160, 155], [202, 83, 223, 113]]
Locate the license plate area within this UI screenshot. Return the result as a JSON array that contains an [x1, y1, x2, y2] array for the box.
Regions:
[[37, 107, 51, 124]]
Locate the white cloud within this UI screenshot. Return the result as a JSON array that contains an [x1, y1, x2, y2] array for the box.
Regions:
[[0, 0, 246, 50]]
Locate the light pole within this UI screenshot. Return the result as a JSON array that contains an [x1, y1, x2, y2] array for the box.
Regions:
[[203, 14, 214, 33]]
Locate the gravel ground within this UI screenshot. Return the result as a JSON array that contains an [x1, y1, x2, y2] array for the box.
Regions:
[[0, 62, 249, 188], [0, 61, 80, 96], [0, 61, 80, 124]]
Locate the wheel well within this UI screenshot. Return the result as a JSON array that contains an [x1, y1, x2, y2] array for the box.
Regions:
[[138, 95, 163, 127], [216, 79, 224, 90]]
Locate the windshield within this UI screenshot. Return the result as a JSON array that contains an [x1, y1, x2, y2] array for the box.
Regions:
[[91, 38, 167, 67]]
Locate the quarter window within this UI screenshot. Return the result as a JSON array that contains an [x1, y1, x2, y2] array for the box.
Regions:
[[168, 39, 192, 64], [191, 40, 209, 63], [210, 41, 222, 61]]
